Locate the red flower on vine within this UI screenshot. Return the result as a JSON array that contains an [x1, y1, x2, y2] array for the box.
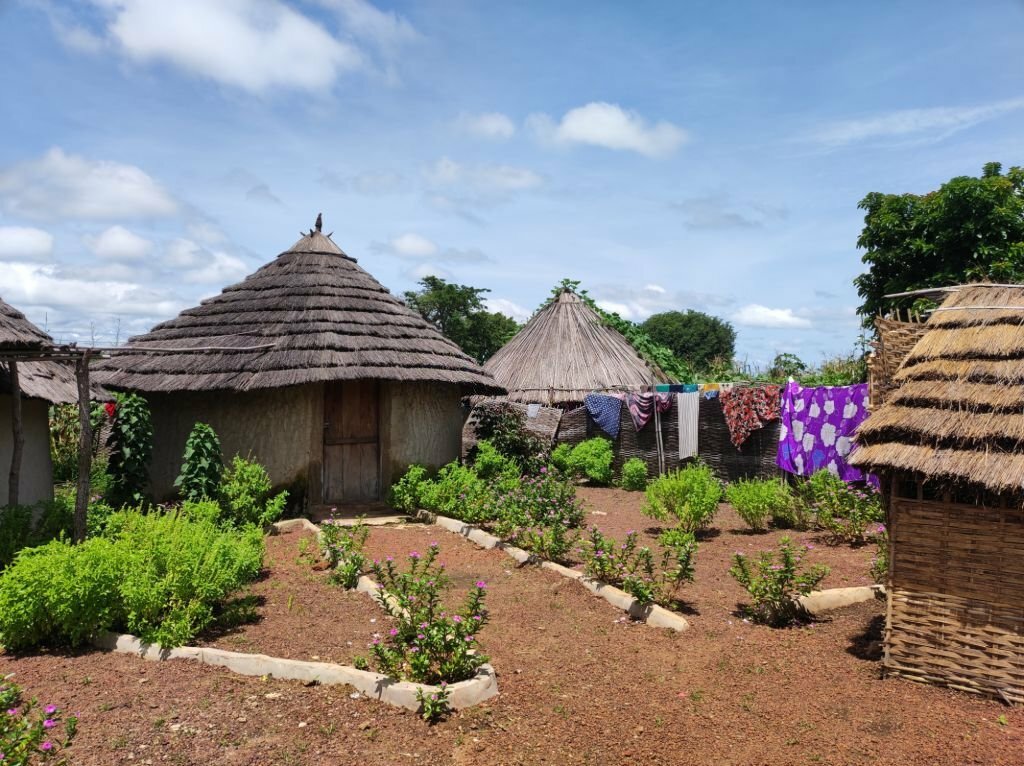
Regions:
[[104, 401, 116, 419]]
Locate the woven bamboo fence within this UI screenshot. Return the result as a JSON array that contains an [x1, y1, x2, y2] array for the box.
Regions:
[[868, 317, 929, 409], [886, 496, 1024, 703]]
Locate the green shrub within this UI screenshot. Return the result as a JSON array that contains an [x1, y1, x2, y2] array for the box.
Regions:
[[619, 458, 648, 491], [492, 469, 585, 562], [0, 510, 264, 650], [219, 455, 287, 528], [419, 463, 495, 524], [799, 470, 884, 544], [471, 440, 520, 486], [870, 524, 889, 584], [550, 443, 572, 473], [567, 438, 614, 485], [580, 526, 697, 607], [180, 498, 223, 526], [728, 537, 830, 626], [642, 464, 722, 533], [0, 491, 115, 570], [473, 404, 545, 473], [174, 423, 223, 502], [726, 479, 795, 531], [389, 465, 429, 512], [106, 393, 154, 508], [49, 401, 107, 484], [320, 517, 370, 589]]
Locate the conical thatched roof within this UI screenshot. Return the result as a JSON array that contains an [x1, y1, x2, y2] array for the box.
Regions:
[[0, 297, 78, 403], [483, 288, 667, 405], [96, 224, 502, 394], [852, 284, 1024, 491]]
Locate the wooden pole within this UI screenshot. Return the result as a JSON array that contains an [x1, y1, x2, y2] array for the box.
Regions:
[[73, 352, 92, 543], [8, 361, 23, 507]]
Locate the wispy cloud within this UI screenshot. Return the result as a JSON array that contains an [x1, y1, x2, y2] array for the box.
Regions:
[[371, 232, 491, 263], [807, 96, 1024, 147], [85, 225, 154, 261], [671, 195, 787, 230], [732, 304, 811, 329], [0, 226, 54, 261], [528, 102, 688, 158], [456, 111, 516, 140]]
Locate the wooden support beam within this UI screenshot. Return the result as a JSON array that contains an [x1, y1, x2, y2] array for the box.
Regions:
[[73, 352, 92, 543], [7, 361, 23, 507]]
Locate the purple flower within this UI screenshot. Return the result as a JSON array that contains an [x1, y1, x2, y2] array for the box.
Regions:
[[44, 705, 57, 715], [410, 647, 419, 653], [386, 556, 394, 562], [430, 541, 439, 548], [409, 551, 420, 559], [465, 635, 474, 642], [475, 581, 487, 589], [472, 614, 482, 621], [417, 634, 425, 640], [43, 719, 55, 729], [453, 615, 463, 623], [419, 622, 428, 628], [540, 467, 548, 474], [40, 743, 53, 752], [389, 628, 398, 636]]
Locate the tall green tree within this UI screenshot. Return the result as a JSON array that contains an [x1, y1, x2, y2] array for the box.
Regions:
[[403, 276, 519, 363], [855, 162, 1024, 322], [640, 310, 736, 371]]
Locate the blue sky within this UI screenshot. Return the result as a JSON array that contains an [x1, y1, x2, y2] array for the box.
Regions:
[[1, 1, 1022, 366]]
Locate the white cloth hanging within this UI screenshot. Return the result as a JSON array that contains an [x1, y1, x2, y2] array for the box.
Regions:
[[677, 391, 700, 459]]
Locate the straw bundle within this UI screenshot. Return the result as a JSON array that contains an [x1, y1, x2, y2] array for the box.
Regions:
[[853, 285, 1024, 492], [96, 228, 502, 394], [483, 289, 667, 405]]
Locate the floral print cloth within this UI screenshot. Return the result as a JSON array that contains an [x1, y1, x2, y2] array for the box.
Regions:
[[719, 384, 782, 448], [775, 382, 872, 482]]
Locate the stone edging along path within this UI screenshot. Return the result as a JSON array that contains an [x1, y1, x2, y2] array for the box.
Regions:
[[87, 518, 499, 714], [414, 510, 887, 629], [414, 510, 691, 632]]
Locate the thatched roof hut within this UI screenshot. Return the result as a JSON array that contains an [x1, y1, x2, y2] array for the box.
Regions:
[[851, 284, 1024, 703], [98, 219, 502, 511], [0, 298, 80, 505], [483, 288, 667, 405]]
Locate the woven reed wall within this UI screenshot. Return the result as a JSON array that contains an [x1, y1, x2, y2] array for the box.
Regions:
[[886, 496, 1024, 703], [553, 396, 780, 481], [868, 318, 929, 409]]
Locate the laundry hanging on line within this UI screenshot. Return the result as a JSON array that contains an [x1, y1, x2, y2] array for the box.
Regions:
[[584, 393, 623, 439], [677, 391, 700, 459], [625, 392, 672, 432], [720, 384, 782, 449], [775, 382, 874, 484]]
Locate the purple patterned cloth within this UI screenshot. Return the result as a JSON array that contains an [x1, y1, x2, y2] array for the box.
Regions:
[[776, 382, 875, 484], [625, 392, 672, 431]]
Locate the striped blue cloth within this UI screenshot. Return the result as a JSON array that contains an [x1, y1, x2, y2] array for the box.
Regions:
[[584, 393, 622, 439]]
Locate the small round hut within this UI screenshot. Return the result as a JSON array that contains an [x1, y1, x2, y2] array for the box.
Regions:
[[484, 288, 666, 405], [852, 283, 1024, 703], [97, 217, 502, 511]]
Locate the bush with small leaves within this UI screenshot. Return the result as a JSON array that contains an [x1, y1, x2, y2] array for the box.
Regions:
[[728, 537, 829, 626], [643, 464, 722, 533], [619, 458, 648, 492], [219, 455, 287, 528], [800, 470, 884, 545], [725, 478, 795, 532], [549, 443, 573, 473], [870, 524, 889, 584], [174, 423, 223, 502], [319, 516, 370, 589], [492, 468, 585, 562], [567, 438, 614, 485], [388, 465, 429, 512], [416, 683, 451, 723], [0, 679, 78, 763]]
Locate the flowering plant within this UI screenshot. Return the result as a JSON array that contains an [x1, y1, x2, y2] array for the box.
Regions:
[[728, 537, 829, 626], [870, 524, 888, 584], [0, 678, 77, 765], [492, 469, 584, 562], [363, 546, 489, 686], [579, 526, 697, 608], [319, 516, 369, 589]]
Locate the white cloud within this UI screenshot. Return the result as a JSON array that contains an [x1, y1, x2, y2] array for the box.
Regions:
[[424, 157, 542, 193], [391, 233, 437, 258], [644, 283, 666, 294], [808, 97, 1024, 147], [732, 304, 812, 329], [590, 283, 734, 322], [0, 227, 54, 261], [0, 148, 177, 220], [596, 300, 635, 319], [164, 238, 249, 284], [322, 0, 418, 51], [86, 225, 153, 261], [407, 263, 450, 281], [0, 260, 181, 318], [528, 102, 688, 158], [485, 297, 530, 322], [83, 0, 363, 93], [457, 112, 516, 140]]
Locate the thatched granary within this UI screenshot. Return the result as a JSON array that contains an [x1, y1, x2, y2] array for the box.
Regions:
[[0, 298, 78, 505], [851, 284, 1024, 703], [97, 219, 502, 510], [484, 288, 667, 406]]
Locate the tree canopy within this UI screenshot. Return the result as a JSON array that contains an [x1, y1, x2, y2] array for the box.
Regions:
[[854, 162, 1024, 322], [640, 310, 736, 371], [403, 276, 519, 363]]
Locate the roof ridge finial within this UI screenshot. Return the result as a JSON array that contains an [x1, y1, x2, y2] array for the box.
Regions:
[[315, 212, 323, 233]]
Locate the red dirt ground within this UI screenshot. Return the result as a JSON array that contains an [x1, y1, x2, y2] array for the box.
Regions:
[[2, 489, 1022, 765]]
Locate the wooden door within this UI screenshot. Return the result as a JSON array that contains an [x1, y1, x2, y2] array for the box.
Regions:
[[323, 380, 380, 504]]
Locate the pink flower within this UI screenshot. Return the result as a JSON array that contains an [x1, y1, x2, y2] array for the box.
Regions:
[[453, 615, 462, 623], [6, 709, 16, 716], [475, 581, 487, 589], [389, 628, 398, 636], [44, 705, 57, 715], [43, 719, 55, 729], [464, 635, 474, 642], [409, 551, 420, 559], [40, 743, 53, 752]]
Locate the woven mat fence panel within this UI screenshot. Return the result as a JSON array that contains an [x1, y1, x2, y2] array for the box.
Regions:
[[868, 317, 928, 409], [886, 497, 1024, 703], [462, 399, 562, 459], [697, 396, 780, 483], [555, 406, 589, 447]]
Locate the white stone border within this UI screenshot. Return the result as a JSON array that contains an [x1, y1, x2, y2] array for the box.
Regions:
[[92, 632, 497, 711], [417, 510, 689, 632], [799, 584, 885, 616], [90, 516, 500, 713]]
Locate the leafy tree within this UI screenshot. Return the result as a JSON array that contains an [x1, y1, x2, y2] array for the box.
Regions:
[[403, 276, 519, 363], [641, 310, 736, 371], [855, 162, 1024, 322]]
